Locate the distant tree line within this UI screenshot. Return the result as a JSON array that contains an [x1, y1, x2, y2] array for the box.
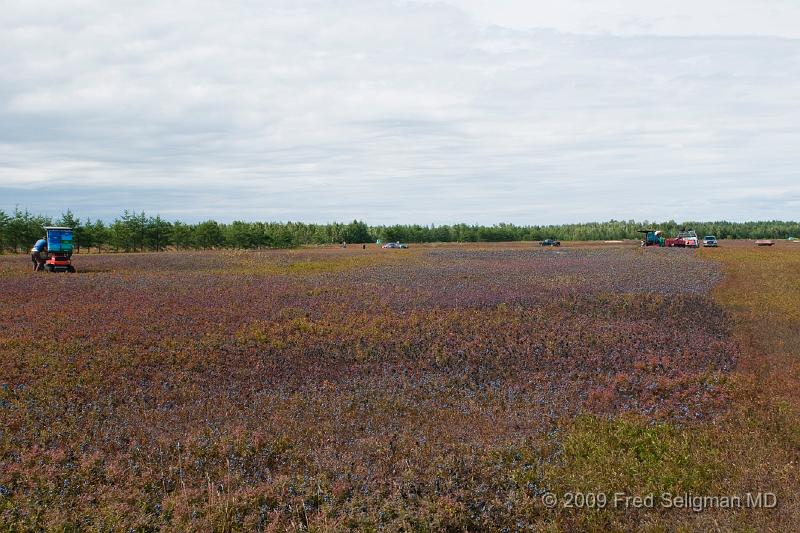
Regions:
[[0, 207, 798, 253]]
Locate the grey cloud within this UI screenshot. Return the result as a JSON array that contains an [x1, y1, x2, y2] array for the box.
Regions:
[[1, 1, 799, 224]]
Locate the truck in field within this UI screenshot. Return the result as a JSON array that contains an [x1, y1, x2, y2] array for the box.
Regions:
[[666, 230, 699, 248]]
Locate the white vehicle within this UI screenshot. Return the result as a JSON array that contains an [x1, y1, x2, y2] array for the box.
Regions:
[[676, 230, 699, 248]]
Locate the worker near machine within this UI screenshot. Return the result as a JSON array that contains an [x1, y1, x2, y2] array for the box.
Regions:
[[31, 236, 47, 271]]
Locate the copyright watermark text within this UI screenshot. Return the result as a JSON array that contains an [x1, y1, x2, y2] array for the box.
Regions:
[[541, 491, 777, 512]]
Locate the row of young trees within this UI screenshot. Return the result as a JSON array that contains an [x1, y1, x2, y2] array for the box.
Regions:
[[0, 209, 372, 253], [0, 208, 798, 253], [374, 220, 800, 242]]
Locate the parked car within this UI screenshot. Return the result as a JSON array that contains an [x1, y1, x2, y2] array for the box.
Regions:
[[382, 241, 408, 249], [540, 239, 561, 247], [702, 235, 718, 247]]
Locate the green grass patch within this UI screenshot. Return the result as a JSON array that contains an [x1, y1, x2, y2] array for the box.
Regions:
[[548, 416, 719, 495]]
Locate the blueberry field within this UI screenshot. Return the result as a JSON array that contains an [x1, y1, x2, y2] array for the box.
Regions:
[[1, 243, 798, 530]]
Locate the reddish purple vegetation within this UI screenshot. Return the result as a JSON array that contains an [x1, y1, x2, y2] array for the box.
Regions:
[[0, 247, 736, 529]]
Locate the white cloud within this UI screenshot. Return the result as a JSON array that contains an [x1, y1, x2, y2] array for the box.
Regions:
[[450, 0, 800, 38], [1, 0, 799, 223]]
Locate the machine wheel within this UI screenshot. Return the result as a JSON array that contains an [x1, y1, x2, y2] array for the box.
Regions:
[[67, 266, 76, 273], [45, 264, 54, 273]]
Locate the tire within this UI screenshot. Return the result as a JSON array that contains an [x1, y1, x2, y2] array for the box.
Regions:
[[45, 264, 54, 273], [67, 265, 76, 273]]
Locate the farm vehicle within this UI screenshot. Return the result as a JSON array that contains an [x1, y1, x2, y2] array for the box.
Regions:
[[34, 227, 76, 273], [639, 229, 700, 248]]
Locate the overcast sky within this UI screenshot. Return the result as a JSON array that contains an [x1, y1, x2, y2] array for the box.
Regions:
[[2, 0, 799, 224]]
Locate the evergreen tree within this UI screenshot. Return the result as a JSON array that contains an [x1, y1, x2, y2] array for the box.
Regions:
[[195, 220, 224, 249], [146, 215, 171, 252], [343, 220, 370, 243], [111, 211, 137, 251], [172, 221, 193, 251], [91, 220, 110, 252], [0, 209, 9, 253]]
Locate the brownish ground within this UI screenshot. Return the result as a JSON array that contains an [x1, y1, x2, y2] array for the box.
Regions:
[[0, 240, 798, 531]]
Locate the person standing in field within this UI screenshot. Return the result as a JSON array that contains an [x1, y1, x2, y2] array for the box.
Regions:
[[31, 237, 47, 271]]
